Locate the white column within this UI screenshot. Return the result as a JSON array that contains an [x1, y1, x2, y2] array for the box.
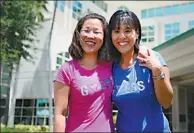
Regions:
[[172, 85, 180, 132], [185, 88, 188, 132], [178, 87, 188, 132]]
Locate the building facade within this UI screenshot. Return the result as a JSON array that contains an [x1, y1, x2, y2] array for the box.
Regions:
[[106, 1, 194, 48]]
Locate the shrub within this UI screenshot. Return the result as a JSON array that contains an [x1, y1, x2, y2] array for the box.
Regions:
[[1, 124, 49, 132]]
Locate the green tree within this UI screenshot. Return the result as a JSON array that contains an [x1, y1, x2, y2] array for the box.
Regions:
[[0, 1, 47, 125]]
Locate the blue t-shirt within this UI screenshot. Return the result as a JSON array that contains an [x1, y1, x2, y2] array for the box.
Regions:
[[112, 52, 171, 132]]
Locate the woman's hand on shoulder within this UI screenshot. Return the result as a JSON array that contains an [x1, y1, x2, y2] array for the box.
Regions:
[[137, 46, 161, 71]]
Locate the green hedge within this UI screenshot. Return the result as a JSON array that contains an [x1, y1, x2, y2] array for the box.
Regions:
[[1, 114, 118, 132], [1, 124, 49, 132]]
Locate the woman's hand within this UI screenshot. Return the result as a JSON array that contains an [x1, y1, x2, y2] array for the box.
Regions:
[[137, 48, 161, 68], [137, 48, 162, 77]]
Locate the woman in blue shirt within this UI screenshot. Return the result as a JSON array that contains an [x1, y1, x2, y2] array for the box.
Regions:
[[108, 10, 174, 132]]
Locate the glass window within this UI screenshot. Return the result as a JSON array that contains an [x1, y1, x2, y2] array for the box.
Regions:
[[22, 108, 33, 116], [92, 0, 107, 12], [165, 24, 171, 29], [21, 117, 32, 125], [14, 116, 21, 124], [148, 26, 154, 30], [2, 65, 9, 73], [155, 7, 163, 16], [56, 57, 62, 65], [36, 117, 45, 125], [172, 5, 180, 15], [188, 2, 194, 12], [23, 99, 32, 107], [141, 25, 155, 43], [164, 22, 180, 41], [173, 23, 180, 29], [15, 108, 22, 116], [56, 52, 71, 70], [173, 29, 180, 35], [142, 32, 147, 37], [141, 10, 147, 18], [148, 8, 155, 17], [72, 5, 77, 11], [77, 1, 82, 8], [72, 1, 82, 20], [14, 99, 55, 125], [142, 26, 147, 31], [56, 66, 60, 70], [37, 99, 49, 106], [141, 38, 147, 42], [2, 74, 9, 84], [165, 30, 171, 35], [148, 32, 154, 36], [46, 118, 49, 125], [58, 52, 63, 56], [0, 99, 5, 107], [141, 2, 194, 18], [165, 35, 171, 41], [0, 107, 5, 119], [188, 20, 194, 29], [148, 38, 154, 42], [55, 1, 65, 12], [180, 3, 189, 13], [16, 99, 23, 107], [164, 6, 171, 16], [65, 52, 70, 58], [59, 1, 65, 11], [0, 85, 8, 95], [0, 106, 5, 118]]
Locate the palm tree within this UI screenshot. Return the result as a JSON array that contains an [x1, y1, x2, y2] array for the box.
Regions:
[[47, 1, 57, 132]]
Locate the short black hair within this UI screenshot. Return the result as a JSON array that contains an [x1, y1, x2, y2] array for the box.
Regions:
[[68, 13, 111, 61], [108, 10, 142, 60]]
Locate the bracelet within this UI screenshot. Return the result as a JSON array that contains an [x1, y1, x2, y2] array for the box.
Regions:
[[152, 72, 165, 80]]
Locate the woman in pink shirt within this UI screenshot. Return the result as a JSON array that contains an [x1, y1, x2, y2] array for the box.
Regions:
[[53, 13, 114, 132]]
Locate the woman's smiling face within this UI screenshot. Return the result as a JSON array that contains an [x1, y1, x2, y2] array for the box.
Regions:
[[80, 18, 104, 55], [111, 24, 139, 54], [109, 10, 142, 56]]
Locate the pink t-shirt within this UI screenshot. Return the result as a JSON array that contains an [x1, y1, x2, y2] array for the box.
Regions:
[[55, 59, 114, 132]]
